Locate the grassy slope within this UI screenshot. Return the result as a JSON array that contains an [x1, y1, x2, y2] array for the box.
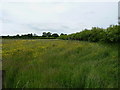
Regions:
[[2, 39, 118, 88]]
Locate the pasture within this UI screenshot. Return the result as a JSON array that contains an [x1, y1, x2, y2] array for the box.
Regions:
[[2, 39, 118, 88]]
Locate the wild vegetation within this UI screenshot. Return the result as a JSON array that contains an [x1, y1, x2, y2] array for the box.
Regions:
[[2, 25, 119, 43], [2, 32, 59, 39], [2, 25, 119, 44], [2, 39, 118, 88], [58, 25, 120, 43], [2, 24, 119, 88]]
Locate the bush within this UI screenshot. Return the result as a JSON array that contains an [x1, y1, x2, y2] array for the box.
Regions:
[[58, 25, 119, 43]]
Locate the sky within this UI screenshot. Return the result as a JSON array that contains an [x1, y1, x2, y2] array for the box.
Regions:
[[0, 0, 119, 36], [118, 1, 120, 23]]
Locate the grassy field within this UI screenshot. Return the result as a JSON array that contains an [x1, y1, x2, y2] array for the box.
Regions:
[[2, 39, 118, 88]]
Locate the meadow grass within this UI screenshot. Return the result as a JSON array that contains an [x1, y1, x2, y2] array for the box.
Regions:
[[2, 39, 118, 88]]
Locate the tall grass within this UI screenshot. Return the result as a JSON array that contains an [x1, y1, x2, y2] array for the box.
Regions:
[[2, 39, 118, 88]]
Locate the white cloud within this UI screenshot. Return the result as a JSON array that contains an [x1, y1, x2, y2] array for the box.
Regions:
[[1, 0, 119, 2], [0, 2, 118, 35], [2, 3, 71, 23]]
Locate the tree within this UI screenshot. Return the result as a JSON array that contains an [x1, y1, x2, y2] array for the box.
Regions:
[[58, 25, 119, 43], [28, 33, 33, 37], [42, 32, 47, 37], [46, 32, 52, 37], [60, 33, 67, 36], [52, 33, 59, 38], [60, 33, 64, 36], [33, 33, 38, 36], [42, 32, 52, 37], [16, 34, 20, 37]]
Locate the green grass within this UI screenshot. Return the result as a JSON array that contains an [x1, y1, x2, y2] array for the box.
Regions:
[[2, 39, 118, 88]]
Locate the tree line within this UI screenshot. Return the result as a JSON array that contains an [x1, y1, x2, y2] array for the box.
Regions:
[[58, 25, 120, 43], [2, 25, 119, 43], [2, 32, 60, 39]]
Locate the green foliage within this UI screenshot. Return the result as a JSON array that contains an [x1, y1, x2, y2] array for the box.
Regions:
[[42, 32, 47, 37], [58, 25, 120, 43], [46, 32, 52, 37], [51, 33, 59, 38], [2, 32, 59, 39], [58, 34, 68, 40], [2, 39, 118, 88], [42, 32, 52, 37]]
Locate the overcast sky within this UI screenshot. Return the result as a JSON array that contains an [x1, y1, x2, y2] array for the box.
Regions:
[[0, 0, 119, 36]]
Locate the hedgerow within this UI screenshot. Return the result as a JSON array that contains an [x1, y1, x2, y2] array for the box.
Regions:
[[58, 25, 120, 43]]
